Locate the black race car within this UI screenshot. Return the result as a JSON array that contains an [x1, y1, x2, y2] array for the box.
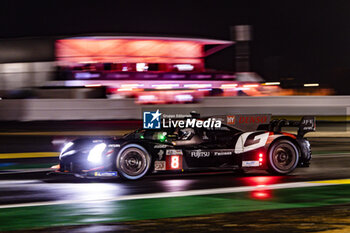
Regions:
[[54, 115, 315, 180]]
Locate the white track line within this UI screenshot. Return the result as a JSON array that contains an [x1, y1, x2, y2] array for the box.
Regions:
[[312, 153, 350, 158], [0, 179, 342, 209]]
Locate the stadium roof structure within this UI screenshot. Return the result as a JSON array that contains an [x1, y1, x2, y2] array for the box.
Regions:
[[56, 36, 234, 65]]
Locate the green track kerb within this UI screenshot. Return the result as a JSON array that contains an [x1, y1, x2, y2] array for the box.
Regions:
[[1, 184, 350, 231]]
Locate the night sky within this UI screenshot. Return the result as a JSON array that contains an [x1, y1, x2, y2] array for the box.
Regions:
[[1, 1, 349, 93]]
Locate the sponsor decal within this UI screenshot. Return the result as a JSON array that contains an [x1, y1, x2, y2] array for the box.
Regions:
[[108, 144, 120, 147], [242, 161, 260, 167], [301, 118, 315, 131], [154, 144, 168, 149], [157, 150, 164, 160], [94, 171, 118, 177], [213, 151, 232, 156], [190, 150, 210, 158], [143, 109, 161, 129], [227, 115, 235, 125], [154, 161, 166, 171], [238, 116, 268, 124], [303, 126, 314, 131], [166, 149, 183, 155]]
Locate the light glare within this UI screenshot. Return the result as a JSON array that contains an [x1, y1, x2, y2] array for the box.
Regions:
[[263, 82, 280, 86], [304, 83, 319, 87], [61, 142, 74, 154], [88, 143, 107, 163]]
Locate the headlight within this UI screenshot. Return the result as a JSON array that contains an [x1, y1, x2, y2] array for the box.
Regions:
[[60, 142, 74, 159], [87, 143, 106, 163], [60, 150, 76, 158], [61, 142, 74, 154]]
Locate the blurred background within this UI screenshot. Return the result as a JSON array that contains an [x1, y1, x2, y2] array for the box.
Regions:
[[0, 0, 348, 171], [3, 1, 350, 232]]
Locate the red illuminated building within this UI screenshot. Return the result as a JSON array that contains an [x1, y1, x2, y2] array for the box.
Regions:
[[55, 36, 237, 83], [56, 36, 233, 73], [54, 36, 276, 102]]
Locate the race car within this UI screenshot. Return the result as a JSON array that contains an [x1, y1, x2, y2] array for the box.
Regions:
[[54, 114, 315, 180]]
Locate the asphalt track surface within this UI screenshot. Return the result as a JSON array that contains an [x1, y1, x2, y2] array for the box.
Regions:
[[2, 131, 350, 231], [1, 150, 350, 205]]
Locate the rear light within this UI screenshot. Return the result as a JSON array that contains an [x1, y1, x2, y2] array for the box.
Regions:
[[258, 153, 263, 165]]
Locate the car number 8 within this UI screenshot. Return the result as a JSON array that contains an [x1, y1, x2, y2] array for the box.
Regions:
[[171, 155, 179, 169]]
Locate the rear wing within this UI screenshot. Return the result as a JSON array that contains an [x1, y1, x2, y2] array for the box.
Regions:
[[257, 116, 316, 138]]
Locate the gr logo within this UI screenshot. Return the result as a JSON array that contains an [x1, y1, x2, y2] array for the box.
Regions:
[[234, 132, 269, 154], [143, 109, 162, 129]]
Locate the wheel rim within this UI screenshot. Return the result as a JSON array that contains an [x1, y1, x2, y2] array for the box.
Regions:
[[272, 143, 296, 171], [119, 148, 148, 177]]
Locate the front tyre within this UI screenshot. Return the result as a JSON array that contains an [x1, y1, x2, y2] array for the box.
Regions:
[[116, 144, 151, 180], [267, 140, 299, 175]]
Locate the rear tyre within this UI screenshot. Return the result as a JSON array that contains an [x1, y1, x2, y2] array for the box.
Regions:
[[116, 144, 151, 180], [267, 140, 299, 175]]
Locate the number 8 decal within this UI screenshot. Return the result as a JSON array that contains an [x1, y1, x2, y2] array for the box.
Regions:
[[171, 155, 179, 169]]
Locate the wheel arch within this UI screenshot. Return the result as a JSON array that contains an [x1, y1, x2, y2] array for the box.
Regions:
[[113, 140, 155, 159], [268, 135, 301, 158], [114, 143, 152, 180]]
